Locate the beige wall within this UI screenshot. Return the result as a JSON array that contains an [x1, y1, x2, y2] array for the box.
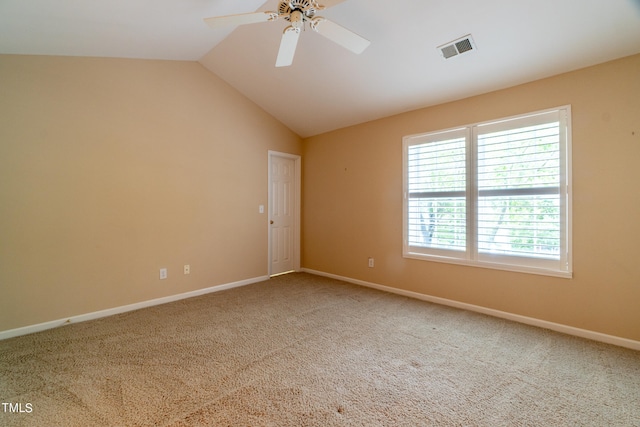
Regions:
[[302, 54, 640, 341], [0, 55, 301, 331], [2, 53, 639, 343]]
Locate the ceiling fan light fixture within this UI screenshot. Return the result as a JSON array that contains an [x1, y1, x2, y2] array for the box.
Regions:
[[290, 10, 305, 29]]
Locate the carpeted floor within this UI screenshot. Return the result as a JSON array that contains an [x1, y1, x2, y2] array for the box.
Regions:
[[1, 272, 639, 426]]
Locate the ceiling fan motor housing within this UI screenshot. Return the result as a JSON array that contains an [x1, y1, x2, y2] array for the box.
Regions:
[[279, 0, 322, 21]]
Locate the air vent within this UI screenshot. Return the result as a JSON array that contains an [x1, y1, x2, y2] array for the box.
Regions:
[[438, 35, 476, 59]]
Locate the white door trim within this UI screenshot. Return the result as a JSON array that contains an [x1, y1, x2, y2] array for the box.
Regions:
[[268, 151, 301, 276]]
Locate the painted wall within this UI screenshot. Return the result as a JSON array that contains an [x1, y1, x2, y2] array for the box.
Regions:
[[0, 55, 301, 331], [302, 54, 640, 341]]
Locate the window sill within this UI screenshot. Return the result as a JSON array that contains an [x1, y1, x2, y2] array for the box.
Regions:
[[403, 251, 573, 279]]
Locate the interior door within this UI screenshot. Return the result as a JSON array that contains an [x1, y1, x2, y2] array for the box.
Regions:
[[269, 152, 300, 276]]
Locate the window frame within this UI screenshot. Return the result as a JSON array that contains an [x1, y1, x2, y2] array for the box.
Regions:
[[402, 106, 572, 278]]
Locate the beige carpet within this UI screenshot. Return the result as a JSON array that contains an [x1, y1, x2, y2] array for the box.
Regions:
[[1, 272, 639, 426]]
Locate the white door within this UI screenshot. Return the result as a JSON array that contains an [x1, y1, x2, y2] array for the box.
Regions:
[[269, 152, 300, 276]]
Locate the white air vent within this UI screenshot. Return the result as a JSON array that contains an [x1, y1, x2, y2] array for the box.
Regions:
[[438, 35, 476, 59]]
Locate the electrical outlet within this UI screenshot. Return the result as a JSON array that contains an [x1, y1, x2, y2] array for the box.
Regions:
[[159, 268, 167, 280], [184, 264, 190, 275], [368, 257, 374, 268]]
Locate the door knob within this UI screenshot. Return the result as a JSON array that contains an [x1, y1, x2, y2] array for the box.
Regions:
[[270, 220, 274, 224]]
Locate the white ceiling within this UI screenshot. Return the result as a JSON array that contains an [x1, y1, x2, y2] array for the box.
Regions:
[[2, 0, 640, 137]]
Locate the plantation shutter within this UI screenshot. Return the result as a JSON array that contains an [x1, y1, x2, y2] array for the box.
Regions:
[[475, 110, 564, 263], [403, 107, 571, 277], [405, 128, 468, 257]]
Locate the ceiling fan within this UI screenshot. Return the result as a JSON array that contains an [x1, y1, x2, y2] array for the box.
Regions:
[[204, 0, 370, 67]]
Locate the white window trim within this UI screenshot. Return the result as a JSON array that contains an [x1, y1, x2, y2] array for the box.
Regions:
[[402, 106, 572, 278]]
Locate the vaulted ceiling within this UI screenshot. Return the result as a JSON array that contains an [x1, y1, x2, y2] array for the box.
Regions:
[[2, 0, 640, 137]]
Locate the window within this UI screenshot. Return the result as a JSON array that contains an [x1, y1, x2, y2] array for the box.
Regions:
[[403, 107, 572, 277]]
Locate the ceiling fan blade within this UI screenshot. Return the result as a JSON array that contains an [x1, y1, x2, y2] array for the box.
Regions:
[[204, 11, 278, 29], [276, 26, 301, 67], [312, 18, 370, 54]]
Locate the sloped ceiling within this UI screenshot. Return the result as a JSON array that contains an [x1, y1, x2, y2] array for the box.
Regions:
[[2, 0, 640, 137]]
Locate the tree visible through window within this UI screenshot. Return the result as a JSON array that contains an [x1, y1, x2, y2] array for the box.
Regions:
[[403, 107, 572, 277]]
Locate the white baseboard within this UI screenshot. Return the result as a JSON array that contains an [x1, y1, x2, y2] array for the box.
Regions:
[[0, 275, 269, 341], [302, 268, 640, 351]]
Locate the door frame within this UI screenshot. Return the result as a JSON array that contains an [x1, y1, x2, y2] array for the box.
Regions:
[[268, 151, 301, 276]]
